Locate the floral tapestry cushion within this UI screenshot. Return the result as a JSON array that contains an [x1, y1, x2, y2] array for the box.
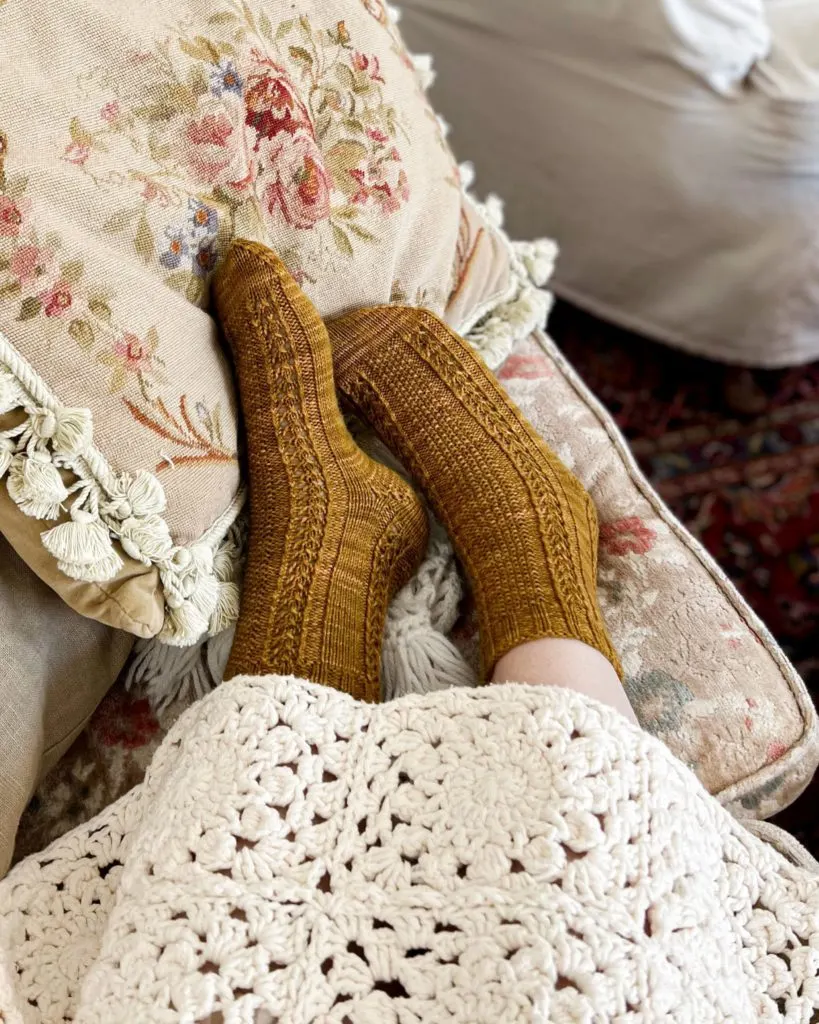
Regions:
[[0, 0, 481, 645], [489, 328, 819, 819]]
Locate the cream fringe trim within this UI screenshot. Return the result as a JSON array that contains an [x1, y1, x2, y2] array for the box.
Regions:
[[0, 330, 244, 646]]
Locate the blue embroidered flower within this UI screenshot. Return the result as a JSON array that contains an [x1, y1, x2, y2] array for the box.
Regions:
[[210, 60, 244, 97], [159, 228, 189, 270], [624, 669, 695, 736], [187, 198, 218, 238], [192, 236, 218, 278]]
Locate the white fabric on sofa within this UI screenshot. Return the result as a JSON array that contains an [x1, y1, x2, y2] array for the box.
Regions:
[[401, 0, 819, 366]]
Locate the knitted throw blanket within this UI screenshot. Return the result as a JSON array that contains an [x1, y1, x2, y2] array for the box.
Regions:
[[1, 677, 817, 1023]]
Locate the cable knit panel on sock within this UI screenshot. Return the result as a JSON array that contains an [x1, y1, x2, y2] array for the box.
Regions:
[[213, 242, 428, 699], [2, 678, 818, 1023], [329, 306, 621, 679]]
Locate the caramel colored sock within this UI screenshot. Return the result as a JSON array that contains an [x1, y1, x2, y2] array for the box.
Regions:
[[328, 306, 622, 680], [213, 242, 429, 700]]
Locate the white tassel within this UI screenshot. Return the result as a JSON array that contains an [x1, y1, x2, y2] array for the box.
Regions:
[[159, 598, 211, 646], [119, 514, 174, 565], [381, 525, 475, 700], [514, 239, 559, 289], [7, 451, 69, 519], [41, 511, 124, 581], [52, 407, 93, 457], [209, 581, 240, 635], [0, 371, 23, 415], [190, 570, 220, 620], [126, 470, 167, 518], [410, 52, 435, 91]]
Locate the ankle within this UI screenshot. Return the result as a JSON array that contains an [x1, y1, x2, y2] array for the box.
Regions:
[[493, 639, 638, 724]]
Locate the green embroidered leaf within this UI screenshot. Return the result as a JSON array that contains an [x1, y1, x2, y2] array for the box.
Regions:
[[259, 11, 273, 40], [149, 134, 173, 162], [18, 296, 42, 321], [164, 82, 198, 114], [325, 140, 367, 197], [185, 276, 206, 305], [0, 257, 9, 271], [315, 111, 333, 141], [179, 35, 221, 64], [5, 175, 28, 200], [342, 117, 365, 135], [164, 271, 191, 294], [208, 11, 238, 24], [216, 41, 237, 57], [104, 209, 138, 233], [347, 222, 377, 243], [0, 279, 21, 299], [60, 259, 84, 285], [88, 295, 112, 322], [188, 65, 210, 97], [68, 318, 94, 349], [242, 2, 257, 33], [299, 15, 311, 33], [335, 64, 356, 91], [276, 18, 294, 39], [135, 213, 155, 265], [332, 224, 353, 257], [289, 46, 313, 72], [69, 116, 93, 146]]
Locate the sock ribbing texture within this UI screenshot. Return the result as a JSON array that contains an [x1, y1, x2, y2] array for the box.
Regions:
[[328, 305, 622, 680], [213, 242, 429, 700]]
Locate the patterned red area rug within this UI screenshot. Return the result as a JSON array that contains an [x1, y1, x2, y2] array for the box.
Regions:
[[550, 302, 819, 852]]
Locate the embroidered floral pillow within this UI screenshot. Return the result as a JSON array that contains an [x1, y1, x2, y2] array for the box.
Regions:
[[0, 0, 474, 644]]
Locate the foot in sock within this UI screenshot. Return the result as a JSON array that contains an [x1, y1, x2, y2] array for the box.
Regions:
[[213, 241, 429, 700], [327, 306, 622, 681]]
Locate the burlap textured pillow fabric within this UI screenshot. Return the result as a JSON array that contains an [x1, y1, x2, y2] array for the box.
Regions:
[[0, 0, 477, 644]]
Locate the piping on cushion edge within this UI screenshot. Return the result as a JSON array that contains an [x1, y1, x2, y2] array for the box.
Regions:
[[0, 329, 244, 646]]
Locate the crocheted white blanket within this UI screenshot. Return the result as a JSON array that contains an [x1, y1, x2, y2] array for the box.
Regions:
[[1, 677, 817, 1023]]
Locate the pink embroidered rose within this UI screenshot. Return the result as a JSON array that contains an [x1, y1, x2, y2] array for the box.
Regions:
[[10, 244, 55, 294], [497, 351, 553, 382], [600, 516, 657, 556], [262, 134, 331, 229], [0, 195, 25, 237], [184, 109, 256, 196], [348, 151, 410, 214], [63, 141, 91, 166], [114, 332, 153, 372], [352, 51, 385, 83], [100, 100, 121, 123], [40, 279, 73, 318], [100, 328, 159, 391], [244, 62, 312, 142]]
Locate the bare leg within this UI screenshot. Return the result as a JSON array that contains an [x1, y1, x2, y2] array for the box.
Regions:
[[493, 638, 639, 725]]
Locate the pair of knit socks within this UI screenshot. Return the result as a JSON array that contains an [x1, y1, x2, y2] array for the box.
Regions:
[[214, 241, 620, 701]]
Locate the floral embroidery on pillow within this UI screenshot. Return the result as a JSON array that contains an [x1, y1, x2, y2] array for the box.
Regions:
[[64, 5, 412, 300]]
